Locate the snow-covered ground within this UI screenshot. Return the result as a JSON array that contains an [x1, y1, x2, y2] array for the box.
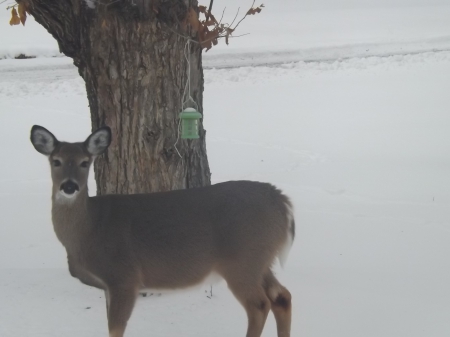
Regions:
[[1, 1, 450, 337]]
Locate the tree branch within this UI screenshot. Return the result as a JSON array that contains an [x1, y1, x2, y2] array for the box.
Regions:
[[232, 0, 255, 32], [228, 6, 239, 28], [204, 0, 213, 22], [17, 0, 81, 59]]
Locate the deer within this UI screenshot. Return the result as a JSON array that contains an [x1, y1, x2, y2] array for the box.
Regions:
[[30, 125, 295, 337]]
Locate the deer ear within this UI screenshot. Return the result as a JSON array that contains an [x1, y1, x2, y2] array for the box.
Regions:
[[84, 126, 111, 156], [30, 125, 59, 156]]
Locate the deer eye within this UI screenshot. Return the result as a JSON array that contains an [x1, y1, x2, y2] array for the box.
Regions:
[[53, 160, 61, 167], [80, 161, 89, 168]]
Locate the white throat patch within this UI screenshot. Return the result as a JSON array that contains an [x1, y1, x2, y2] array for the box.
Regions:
[[55, 190, 79, 203]]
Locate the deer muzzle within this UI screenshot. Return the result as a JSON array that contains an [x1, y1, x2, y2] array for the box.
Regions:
[[60, 180, 80, 195]]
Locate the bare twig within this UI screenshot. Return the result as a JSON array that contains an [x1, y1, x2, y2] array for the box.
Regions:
[[206, 285, 213, 299], [198, 31, 250, 49], [205, 0, 214, 23], [227, 33, 250, 38], [157, 1, 260, 52], [217, 7, 226, 26], [229, 7, 240, 28], [232, 0, 256, 32]]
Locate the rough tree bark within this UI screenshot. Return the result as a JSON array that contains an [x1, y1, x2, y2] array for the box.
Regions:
[[20, 0, 211, 194]]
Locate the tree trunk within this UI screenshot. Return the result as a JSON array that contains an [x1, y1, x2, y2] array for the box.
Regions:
[[21, 0, 211, 194]]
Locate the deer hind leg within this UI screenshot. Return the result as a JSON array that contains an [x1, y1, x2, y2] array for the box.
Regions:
[[106, 285, 138, 337], [263, 270, 292, 337], [226, 278, 271, 337]]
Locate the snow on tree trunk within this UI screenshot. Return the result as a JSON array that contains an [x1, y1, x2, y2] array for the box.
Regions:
[[22, 0, 211, 194]]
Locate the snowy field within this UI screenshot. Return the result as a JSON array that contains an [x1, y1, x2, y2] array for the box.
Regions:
[[1, 1, 450, 337]]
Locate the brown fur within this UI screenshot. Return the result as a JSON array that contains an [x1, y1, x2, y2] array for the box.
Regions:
[[30, 125, 295, 337]]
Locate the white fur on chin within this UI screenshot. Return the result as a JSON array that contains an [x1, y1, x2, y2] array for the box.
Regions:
[[55, 190, 79, 203]]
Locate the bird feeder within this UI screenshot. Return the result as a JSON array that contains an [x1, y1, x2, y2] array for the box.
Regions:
[[179, 108, 202, 139]]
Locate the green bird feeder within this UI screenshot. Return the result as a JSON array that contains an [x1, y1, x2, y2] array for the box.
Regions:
[[179, 108, 202, 139]]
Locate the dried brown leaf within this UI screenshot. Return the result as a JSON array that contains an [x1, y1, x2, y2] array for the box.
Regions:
[[209, 13, 219, 25], [187, 7, 200, 32], [190, 3, 263, 50], [200, 27, 220, 52], [200, 33, 212, 51], [197, 24, 205, 45], [9, 8, 20, 26], [207, 28, 220, 41], [247, 7, 262, 15], [18, 3, 27, 26], [202, 41, 212, 51], [225, 27, 234, 45]]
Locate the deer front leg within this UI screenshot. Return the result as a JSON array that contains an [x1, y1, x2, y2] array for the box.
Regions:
[[67, 254, 105, 289], [106, 285, 138, 337]]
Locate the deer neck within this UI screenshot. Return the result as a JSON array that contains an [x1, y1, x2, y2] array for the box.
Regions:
[[51, 187, 90, 250]]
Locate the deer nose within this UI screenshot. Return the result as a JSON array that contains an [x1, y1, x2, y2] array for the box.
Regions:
[[60, 181, 79, 195]]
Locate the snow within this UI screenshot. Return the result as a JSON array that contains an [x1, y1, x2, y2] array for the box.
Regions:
[[1, 1, 450, 337], [2, 1, 450, 60], [84, 0, 96, 10], [0, 8, 62, 59]]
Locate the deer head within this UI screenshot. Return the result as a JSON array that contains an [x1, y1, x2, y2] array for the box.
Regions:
[[30, 125, 111, 202]]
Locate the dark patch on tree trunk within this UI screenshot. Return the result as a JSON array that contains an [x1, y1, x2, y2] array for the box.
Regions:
[[21, 0, 211, 195]]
